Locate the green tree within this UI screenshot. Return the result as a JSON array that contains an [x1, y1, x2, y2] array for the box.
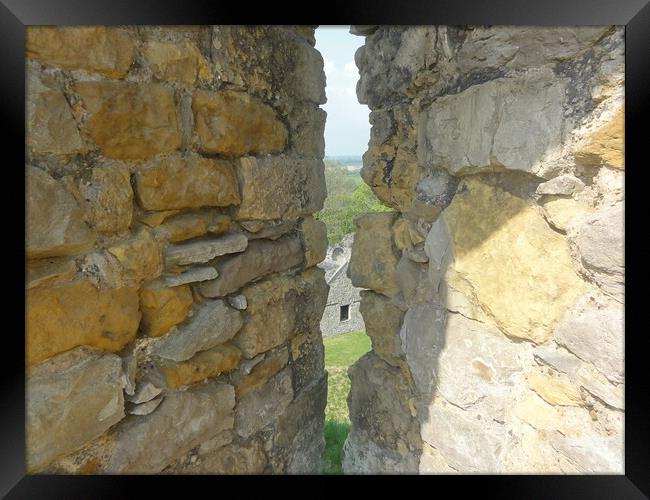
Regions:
[[316, 164, 392, 246]]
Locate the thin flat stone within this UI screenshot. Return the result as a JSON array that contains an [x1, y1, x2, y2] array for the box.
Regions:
[[159, 267, 218, 287], [164, 233, 248, 267]]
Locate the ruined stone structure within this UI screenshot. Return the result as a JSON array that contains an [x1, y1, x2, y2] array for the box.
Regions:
[[25, 24, 624, 475], [319, 235, 365, 337], [25, 25, 330, 474], [343, 25, 625, 473]]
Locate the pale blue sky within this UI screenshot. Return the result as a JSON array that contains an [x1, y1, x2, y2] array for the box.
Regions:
[[315, 26, 370, 157]]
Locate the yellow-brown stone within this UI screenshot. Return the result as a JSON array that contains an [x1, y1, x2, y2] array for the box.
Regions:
[[193, 90, 288, 156], [235, 348, 289, 398], [27, 258, 77, 290], [575, 107, 624, 169], [26, 27, 136, 78], [76, 82, 181, 160], [442, 178, 585, 343], [540, 196, 592, 232], [79, 165, 133, 233], [26, 279, 141, 366], [527, 371, 583, 406], [107, 229, 162, 281], [135, 154, 240, 211], [157, 211, 231, 242], [139, 284, 193, 337], [144, 41, 211, 86], [157, 344, 242, 389]]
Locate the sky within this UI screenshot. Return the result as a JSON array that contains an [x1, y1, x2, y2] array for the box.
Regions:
[[315, 26, 370, 157]]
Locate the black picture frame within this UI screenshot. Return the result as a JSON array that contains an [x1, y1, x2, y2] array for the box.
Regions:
[[3, 0, 647, 497]]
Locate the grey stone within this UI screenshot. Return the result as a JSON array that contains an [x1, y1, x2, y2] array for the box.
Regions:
[[342, 428, 420, 474], [159, 266, 218, 287], [151, 300, 243, 362], [106, 382, 235, 473], [128, 395, 163, 416], [234, 367, 293, 439], [350, 25, 379, 36], [164, 233, 248, 267], [536, 175, 586, 195], [417, 70, 567, 176], [575, 204, 624, 297], [199, 236, 303, 298], [127, 381, 163, 404], [359, 290, 405, 367], [227, 294, 248, 310], [549, 435, 623, 473], [554, 298, 624, 384], [27, 347, 125, 471], [242, 219, 298, 241]]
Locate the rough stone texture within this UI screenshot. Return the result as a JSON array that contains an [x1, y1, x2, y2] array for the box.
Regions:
[[233, 268, 327, 358], [27, 347, 126, 471], [164, 234, 248, 267], [151, 299, 243, 362], [437, 178, 585, 344], [347, 25, 624, 474], [236, 156, 326, 220], [139, 284, 194, 338], [193, 90, 288, 156], [78, 164, 133, 233], [25, 25, 329, 475], [76, 81, 181, 160], [105, 382, 235, 473], [235, 367, 293, 439], [26, 27, 136, 78], [135, 155, 241, 211], [359, 290, 405, 366], [347, 212, 400, 297], [27, 279, 141, 366], [198, 236, 303, 298], [26, 167, 95, 259]]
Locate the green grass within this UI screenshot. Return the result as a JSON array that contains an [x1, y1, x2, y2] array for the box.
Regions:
[[322, 330, 372, 474]]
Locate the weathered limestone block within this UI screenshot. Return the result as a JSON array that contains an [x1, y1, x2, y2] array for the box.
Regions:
[[106, 382, 235, 473], [144, 41, 211, 86], [512, 392, 596, 436], [396, 253, 435, 306], [534, 344, 623, 410], [157, 343, 242, 389], [156, 211, 231, 242], [234, 347, 289, 398], [211, 26, 326, 105], [183, 438, 268, 474], [139, 284, 193, 337], [540, 196, 593, 232], [151, 299, 243, 362], [268, 374, 327, 473], [573, 203, 624, 297], [419, 402, 504, 473], [241, 219, 298, 240], [235, 367, 294, 439], [527, 370, 583, 407], [27, 347, 125, 471], [198, 235, 303, 298], [159, 267, 218, 287], [193, 90, 288, 156], [299, 216, 328, 268], [128, 396, 163, 416], [26, 69, 85, 155], [343, 352, 421, 474], [417, 71, 567, 176], [359, 290, 405, 367], [135, 154, 240, 211], [26, 167, 95, 259], [76, 82, 181, 160], [164, 233, 248, 267], [27, 257, 77, 290], [107, 229, 162, 281], [347, 212, 400, 297], [233, 268, 327, 358], [554, 293, 624, 384], [536, 175, 586, 196], [78, 164, 133, 233], [128, 382, 162, 405], [548, 435, 623, 473], [236, 155, 327, 220], [27, 279, 141, 366], [575, 106, 624, 169], [431, 178, 585, 344], [287, 103, 326, 158], [26, 26, 136, 78]]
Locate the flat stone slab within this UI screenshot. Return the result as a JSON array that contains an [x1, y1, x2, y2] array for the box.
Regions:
[[164, 233, 248, 267], [159, 267, 218, 287]]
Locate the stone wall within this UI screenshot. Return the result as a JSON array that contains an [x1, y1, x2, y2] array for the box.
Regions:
[[343, 25, 624, 473], [320, 262, 364, 337], [25, 25, 330, 474]]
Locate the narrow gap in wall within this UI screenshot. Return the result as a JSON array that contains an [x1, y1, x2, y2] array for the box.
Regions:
[[314, 25, 388, 475]]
